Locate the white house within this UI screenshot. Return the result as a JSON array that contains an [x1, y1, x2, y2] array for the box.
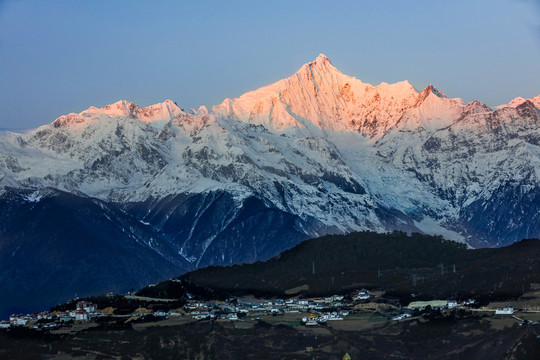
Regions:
[[75, 310, 89, 321], [36, 312, 53, 320], [495, 307, 514, 315], [69, 309, 88, 321], [9, 315, 30, 326], [0, 321, 11, 328], [353, 290, 371, 301], [76, 301, 96, 313], [392, 313, 412, 321]]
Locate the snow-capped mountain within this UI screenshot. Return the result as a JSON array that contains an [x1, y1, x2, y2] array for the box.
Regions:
[[496, 94, 540, 109], [1, 54, 539, 316], [213, 54, 420, 138]]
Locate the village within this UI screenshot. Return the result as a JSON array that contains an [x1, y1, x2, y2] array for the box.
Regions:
[[2, 288, 536, 332]]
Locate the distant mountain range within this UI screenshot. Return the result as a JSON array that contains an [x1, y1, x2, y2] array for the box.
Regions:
[[0, 128, 28, 133], [1, 54, 539, 317]]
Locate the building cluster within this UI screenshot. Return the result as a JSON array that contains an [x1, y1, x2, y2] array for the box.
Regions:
[[406, 299, 476, 311], [302, 311, 349, 325], [2, 301, 98, 330], [391, 298, 524, 321], [180, 292, 364, 321], [390, 299, 484, 320], [1, 290, 520, 331], [1, 290, 373, 330]]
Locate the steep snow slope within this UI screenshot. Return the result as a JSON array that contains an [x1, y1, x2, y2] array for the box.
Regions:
[[377, 98, 540, 246]]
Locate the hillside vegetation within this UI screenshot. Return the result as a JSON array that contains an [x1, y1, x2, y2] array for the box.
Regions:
[[139, 231, 540, 303]]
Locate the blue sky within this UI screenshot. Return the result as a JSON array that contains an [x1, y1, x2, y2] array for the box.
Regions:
[[1, 0, 539, 129]]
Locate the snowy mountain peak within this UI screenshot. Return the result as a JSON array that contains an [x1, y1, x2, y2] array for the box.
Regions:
[[52, 99, 184, 129], [316, 53, 331, 62], [212, 55, 423, 137], [427, 84, 448, 98], [515, 100, 539, 116], [384, 84, 468, 133], [42, 56, 539, 144], [463, 100, 492, 114], [305, 53, 334, 70], [194, 105, 209, 114], [136, 99, 184, 123], [498, 94, 540, 110], [297, 53, 341, 78], [416, 84, 448, 104]]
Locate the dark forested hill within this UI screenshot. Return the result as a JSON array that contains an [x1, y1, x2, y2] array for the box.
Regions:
[[139, 232, 540, 302]]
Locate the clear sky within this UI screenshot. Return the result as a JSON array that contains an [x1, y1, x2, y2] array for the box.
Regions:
[[1, 0, 539, 129]]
